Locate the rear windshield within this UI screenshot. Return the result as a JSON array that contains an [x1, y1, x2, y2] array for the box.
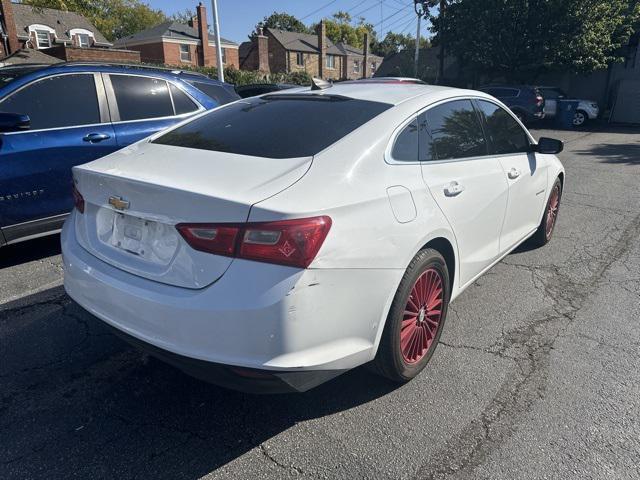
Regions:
[[188, 80, 240, 105], [153, 94, 392, 158]]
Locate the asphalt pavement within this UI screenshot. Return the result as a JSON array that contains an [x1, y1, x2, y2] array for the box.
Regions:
[[1, 126, 639, 479]]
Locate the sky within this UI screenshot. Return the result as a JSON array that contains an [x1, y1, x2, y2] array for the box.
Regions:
[[145, 0, 425, 44]]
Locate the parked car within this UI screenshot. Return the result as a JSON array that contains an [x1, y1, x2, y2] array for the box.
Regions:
[[0, 62, 239, 248], [537, 86, 599, 127], [478, 85, 545, 124], [62, 83, 564, 393], [356, 77, 428, 84], [235, 83, 298, 98]]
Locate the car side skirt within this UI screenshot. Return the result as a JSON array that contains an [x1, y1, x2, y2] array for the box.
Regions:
[[2, 213, 68, 246]]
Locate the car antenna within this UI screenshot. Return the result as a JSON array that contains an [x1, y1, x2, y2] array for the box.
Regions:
[[311, 77, 332, 91]]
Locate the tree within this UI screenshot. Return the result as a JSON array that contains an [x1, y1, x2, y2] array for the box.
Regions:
[[22, 0, 167, 41], [310, 12, 376, 50], [433, 0, 640, 81], [170, 9, 195, 25], [372, 32, 430, 58], [257, 12, 310, 34]]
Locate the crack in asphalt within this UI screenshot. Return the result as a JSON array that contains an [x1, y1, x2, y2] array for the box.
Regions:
[[259, 444, 304, 476], [414, 212, 640, 480]]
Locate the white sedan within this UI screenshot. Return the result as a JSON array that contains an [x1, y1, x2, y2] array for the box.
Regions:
[[62, 82, 565, 393]]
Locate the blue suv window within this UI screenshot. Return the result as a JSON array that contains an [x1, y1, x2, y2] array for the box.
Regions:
[[110, 75, 174, 121], [188, 81, 239, 105], [169, 84, 198, 115], [0, 74, 100, 130]]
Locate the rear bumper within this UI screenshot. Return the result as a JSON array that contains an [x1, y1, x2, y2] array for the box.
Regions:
[[61, 215, 401, 391]]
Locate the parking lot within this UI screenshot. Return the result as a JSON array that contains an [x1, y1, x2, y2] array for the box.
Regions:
[[1, 126, 639, 479]]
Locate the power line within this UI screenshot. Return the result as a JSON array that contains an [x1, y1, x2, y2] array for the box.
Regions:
[[382, 9, 415, 32], [345, 0, 371, 14], [300, 0, 341, 20]]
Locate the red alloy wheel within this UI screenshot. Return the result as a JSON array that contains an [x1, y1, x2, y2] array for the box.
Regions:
[[400, 268, 444, 364], [545, 185, 560, 239]]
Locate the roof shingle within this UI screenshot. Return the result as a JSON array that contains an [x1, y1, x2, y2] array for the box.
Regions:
[[114, 21, 238, 47], [12, 3, 111, 45]]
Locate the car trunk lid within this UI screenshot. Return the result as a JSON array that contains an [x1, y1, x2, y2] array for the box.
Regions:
[[72, 142, 312, 289]]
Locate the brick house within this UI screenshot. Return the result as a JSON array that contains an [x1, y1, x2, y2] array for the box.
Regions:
[[114, 3, 239, 69], [239, 21, 382, 81], [0, 0, 140, 63]]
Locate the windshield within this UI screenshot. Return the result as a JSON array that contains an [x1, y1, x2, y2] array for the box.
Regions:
[[153, 94, 392, 159]]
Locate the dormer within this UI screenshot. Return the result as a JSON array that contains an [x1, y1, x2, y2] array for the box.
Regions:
[[69, 28, 95, 48], [27, 24, 56, 49]]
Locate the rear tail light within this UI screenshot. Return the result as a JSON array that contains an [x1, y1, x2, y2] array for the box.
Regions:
[[72, 183, 84, 214], [176, 216, 332, 269]]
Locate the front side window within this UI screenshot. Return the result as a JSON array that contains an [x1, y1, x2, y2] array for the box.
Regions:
[[154, 95, 392, 159], [180, 44, 191, 62], [326, 55, 335, 69], [422, 99, 487, 161], [296, 52, 304, 66], [391, 118, 419, 161], [77, 34, 90, 48], [0, 74, 99, 130], [110, 75, 174, 121], [36, 30, 52, 48], [476, 100, 530, 155]]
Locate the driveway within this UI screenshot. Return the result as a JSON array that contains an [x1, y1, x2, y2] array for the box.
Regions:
[[1, 127, 639, 479]]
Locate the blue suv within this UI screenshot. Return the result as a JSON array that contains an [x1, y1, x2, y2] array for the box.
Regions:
[[0, 62, 239, 247]]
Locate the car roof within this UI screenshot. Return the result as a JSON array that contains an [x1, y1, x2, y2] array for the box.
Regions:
[[0, 61, 230, 86], [264, 82, 486, 107]]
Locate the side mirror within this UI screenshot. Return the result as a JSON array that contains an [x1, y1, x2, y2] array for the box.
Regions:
[[533, 137, 563, 154], [0, 112, 30, 133]]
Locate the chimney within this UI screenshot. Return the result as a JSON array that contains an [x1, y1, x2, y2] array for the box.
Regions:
[[317, 20, 327, 79], [362, 32, 369, 79], [256, 27, 270, 73], [195, 2, 212, 66], [188, 15, 198, 30], [0, 0, 20, 55]]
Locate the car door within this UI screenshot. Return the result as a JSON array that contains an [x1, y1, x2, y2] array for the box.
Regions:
[[475, 99, 548, 251], [104, 74, 200, 147], [0, 72, 117, 233], [420, 99, 509, 286]]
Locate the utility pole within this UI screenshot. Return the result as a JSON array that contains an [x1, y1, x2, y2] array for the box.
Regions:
[[211, 0, 224, 82], [413, 1, 428, 79]]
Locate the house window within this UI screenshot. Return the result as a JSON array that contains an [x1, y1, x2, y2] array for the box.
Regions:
[[371, 61, 377, 73], [35, 30, 52, 49], [77, 34, 90, 48], [180, 44, 191, 62], [296, 52, 304, 66], [326, 55, 336, 69], [221, 47, 227, 64], [353, 60, 360, 73]]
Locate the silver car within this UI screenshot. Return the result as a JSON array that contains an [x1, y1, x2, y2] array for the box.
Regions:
[[539, 87, 599, 126]]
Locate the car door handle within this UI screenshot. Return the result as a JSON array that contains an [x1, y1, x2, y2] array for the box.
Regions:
[[444, 181, 465, 197], [83, 133, 111, 143], [507, 168, 521, 179]]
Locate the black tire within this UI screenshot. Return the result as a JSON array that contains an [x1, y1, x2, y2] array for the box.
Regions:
[[372, 249, 450, 383], [573, 110, 588, 127], [530, 178, 562, 247]]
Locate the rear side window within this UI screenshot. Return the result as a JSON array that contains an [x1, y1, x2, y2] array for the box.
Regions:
[[423, 100, 487, 160], [476, 100, 530, 155], [154, 95, 391, 159], [169, 84, 199, 115], [391, 118, 419, 161], [110, 75, 173, 121], [189, 81, 239, 105], [0, 74, 100, 130]]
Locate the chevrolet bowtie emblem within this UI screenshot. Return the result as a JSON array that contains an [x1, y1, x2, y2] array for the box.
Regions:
[[109, 196, 130, 211]]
